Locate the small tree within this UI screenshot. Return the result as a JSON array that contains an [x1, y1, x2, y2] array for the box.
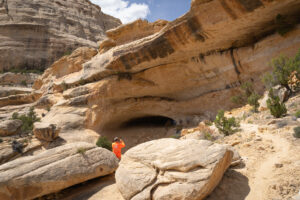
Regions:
[[294, 126, 300, 138], [12, 107, 40, 133], [262, 49, 300, 91], [231, 82, 260, 112], [96, 136, 112, 151], [267, 89, 287, 118], [214, 110, 240, 136], [248, 93, 261, 112]]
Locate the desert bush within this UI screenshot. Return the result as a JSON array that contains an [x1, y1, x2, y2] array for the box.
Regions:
[[21, 80, 27, 86], [295, 110, 300, 118], [1, 67, 43, 74], [248, 93, 261, 112], [267, 89, 287, 118], [214, 110, 240, 136], [0, 138, 3, 143], [262, 49, 300, 91], [61, 81, 68, 91], [79, 78, 86, 86], [96, 136, 112, 151], [231, 82, 260, 112], [12, 107, 40, 133], [77, 147, 87, 154], [293, 127, 300, 138]]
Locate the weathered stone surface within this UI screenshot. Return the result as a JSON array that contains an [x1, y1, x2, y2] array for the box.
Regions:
[[180, 131, 205, 140], [0, 72, 39, 86], [0, 0, 121, 71], [0, 86, 33, 98], [106, 19, 168, 46], [0, 119, 22, 136], [37, 0, 300, 132], [116, 139, 233, 200], [0, 142, 119, 200], [33, 122, 60, 142], [0, 92, 42, 108]]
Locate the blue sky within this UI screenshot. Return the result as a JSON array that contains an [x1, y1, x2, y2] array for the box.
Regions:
[[90, 0, 191, 24]]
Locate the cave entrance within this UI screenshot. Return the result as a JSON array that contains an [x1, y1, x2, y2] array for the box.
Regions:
[[120, 116, 176, 129]]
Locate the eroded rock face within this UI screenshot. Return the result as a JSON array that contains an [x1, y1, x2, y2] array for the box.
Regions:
[[0, 0, 121, 71], [0, 142, 119, 200], [0, 119, 22, 136], [33, 122, 60, 142], [33, 0, 300, 133], [115, 139, 233, 200]]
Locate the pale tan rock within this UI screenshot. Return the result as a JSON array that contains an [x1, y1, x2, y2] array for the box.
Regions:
[[0, 92, 42, 108], [0, 86, 33, 98], [116, 139, 233, 200], [106, 19, 168, 46], [0, 142, 119, 200], [0, 119, 22, 136], [33, 122, 60, 142], [0, 73, 39, 86], [0, 0, 121, 71]]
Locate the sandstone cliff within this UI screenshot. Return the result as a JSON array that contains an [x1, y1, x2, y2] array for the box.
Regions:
[[32, 0, 300, 134], [0, 0, 121, 71]]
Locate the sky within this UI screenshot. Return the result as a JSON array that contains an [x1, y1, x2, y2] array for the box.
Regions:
[[90, 0, 191, 24]]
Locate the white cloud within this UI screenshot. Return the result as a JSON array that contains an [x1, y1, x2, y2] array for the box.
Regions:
[[90, 0, 150, 24]]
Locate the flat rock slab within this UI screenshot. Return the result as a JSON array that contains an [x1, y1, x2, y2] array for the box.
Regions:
[[116, 138, 233, 200], [0, 142, 119, 200]]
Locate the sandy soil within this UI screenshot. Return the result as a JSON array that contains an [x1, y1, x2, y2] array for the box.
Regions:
[[41, 95, 300, 200]]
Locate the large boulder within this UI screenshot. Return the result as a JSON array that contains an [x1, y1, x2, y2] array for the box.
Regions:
[[33, 122, 60, 142], [0, 142, 119, 200], [0, 119, 22, 136], [116, 139, 233, 200]]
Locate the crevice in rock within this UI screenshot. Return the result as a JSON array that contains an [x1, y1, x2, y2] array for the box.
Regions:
[[230, 48, 241, 76], [120, 116, 175, 129]]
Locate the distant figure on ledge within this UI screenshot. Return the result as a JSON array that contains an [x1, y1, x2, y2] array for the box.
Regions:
[[112, 137, 125, 160]]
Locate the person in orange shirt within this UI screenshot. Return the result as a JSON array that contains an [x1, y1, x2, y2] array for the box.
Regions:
[[112, 137, 125, 160]]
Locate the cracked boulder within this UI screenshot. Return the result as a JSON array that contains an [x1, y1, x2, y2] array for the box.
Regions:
[[0, 142, 119, 200], [115, 139, 233, 200], [33, 122, 60, 142], [0, 119, 22, 136]]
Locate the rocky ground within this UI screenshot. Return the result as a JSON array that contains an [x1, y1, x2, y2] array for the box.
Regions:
[[34, 93, 300, 200]]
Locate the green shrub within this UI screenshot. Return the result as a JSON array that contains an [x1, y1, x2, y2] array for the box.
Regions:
[[267, 89, 287, 118], [11, 107, 40, 133], [46, 106, 51, 112], [263, 49, 300, 91], [171, 134, 181, 139], [61, 81, 68, 91], [79, 78, 86, 85], [77, 147, 87, 154], [231, 82, 260, 112], [96, 136, 112, 151], [214, 110, 240, 136], [295, 110, 300, 118], [294, 127, 300, 138], [21, 80, 27, 87], [0, 138, 3, 143], [204, 132, 213, 141], [1, 68, 43, 74], [248, 93, 261, 112]]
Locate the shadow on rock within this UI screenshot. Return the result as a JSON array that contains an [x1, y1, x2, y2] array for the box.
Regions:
[[205, 169, 250, 200]]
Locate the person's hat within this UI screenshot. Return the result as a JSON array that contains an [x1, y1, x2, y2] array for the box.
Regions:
[[114, 137, 120, 142]]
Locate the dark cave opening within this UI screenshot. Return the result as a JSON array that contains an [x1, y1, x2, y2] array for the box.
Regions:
[[120, 116, 176, 128]]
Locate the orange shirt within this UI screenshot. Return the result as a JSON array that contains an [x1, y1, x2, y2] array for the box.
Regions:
[[112, 141, 125, 159]]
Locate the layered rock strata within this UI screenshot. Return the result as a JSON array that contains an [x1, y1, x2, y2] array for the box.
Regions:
[[25, 0, 300, 145], [0, 0, 121, 71]]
